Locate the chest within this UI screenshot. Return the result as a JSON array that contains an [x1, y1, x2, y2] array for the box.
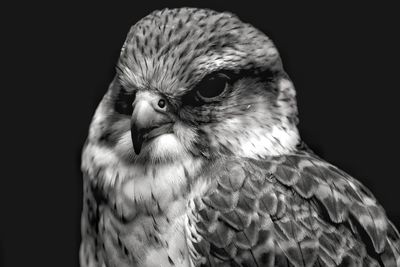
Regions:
[[83, 149, 203, 266], [97, 191, 191, 267]]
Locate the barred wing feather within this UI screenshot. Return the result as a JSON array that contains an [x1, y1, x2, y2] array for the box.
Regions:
[[187, 152, 400, 267]]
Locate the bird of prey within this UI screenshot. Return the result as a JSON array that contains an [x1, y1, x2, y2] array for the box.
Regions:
[[80, 7, 400, 267]]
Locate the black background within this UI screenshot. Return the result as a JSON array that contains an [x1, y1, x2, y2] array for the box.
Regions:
[[2, 1, 399, 266]]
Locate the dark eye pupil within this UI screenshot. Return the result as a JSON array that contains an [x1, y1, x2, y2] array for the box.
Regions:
[[196, 73, 229, 99]]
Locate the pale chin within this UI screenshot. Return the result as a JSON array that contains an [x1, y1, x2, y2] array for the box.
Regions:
[[145, 133, 187, 160], [114, 132, 188, 163]]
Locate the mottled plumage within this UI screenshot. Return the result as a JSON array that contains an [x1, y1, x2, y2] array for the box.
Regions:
[[80, 8, 400, 267], [187, 152, 400, 266]]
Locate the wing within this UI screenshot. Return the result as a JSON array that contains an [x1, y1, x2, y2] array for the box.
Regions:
[[186, 151, 400, 267]]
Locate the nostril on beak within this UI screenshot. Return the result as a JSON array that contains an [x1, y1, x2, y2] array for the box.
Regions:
[[157, 99, 166, 109]]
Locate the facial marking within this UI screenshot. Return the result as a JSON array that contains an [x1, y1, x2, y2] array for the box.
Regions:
[[88, 7, 300, 163]]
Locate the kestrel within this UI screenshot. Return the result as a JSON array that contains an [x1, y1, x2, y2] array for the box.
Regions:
[[80, 8, 400, 267]]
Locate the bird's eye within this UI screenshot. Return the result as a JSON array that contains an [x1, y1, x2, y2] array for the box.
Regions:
[[181, 71, 234, 107], [195, 72, 230, 101], [114, 87, 136, 115]]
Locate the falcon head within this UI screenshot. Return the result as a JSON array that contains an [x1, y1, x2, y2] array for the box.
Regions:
[[88, 8, 300, 165]]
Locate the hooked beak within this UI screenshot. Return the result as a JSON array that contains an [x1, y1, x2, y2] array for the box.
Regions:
[[131, 92, 173, 155]]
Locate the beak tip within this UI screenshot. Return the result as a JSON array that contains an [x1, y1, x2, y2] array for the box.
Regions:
[[131, 128, 143, 155], [133, 143, 142, 155]]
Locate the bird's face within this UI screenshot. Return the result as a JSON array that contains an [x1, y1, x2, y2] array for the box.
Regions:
[[88, 8, 300, 165]]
